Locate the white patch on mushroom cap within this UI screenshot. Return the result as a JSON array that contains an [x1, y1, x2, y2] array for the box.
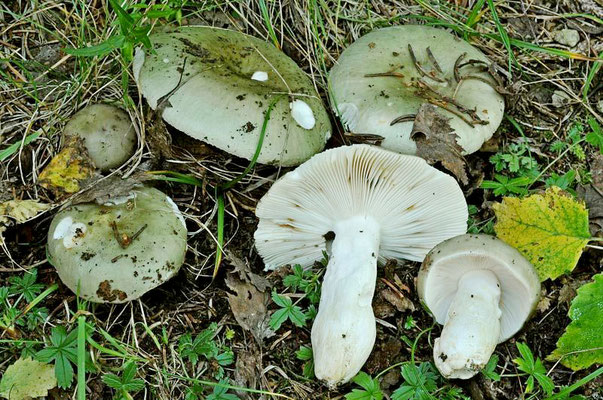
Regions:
[[103, 192, 137, 206], [290, 100, 316, 130], [251, 71, 268, 81], [166, 196, 186, 228], [53, 217, 87, 249], [53, 217, 74, 239]]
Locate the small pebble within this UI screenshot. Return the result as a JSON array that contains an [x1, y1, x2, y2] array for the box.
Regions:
[[553, 29, 580, 47]]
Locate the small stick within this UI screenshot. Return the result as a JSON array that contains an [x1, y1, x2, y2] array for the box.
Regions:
[[390, 114, 416, 125], [458, 59, 489, 69], [416, 80, 485, 123], [453, 52, 467, 82], [364, 71, 405, 79], [427, 99, 478, 127], [408, 44, 446, 83], [426, 47, 442, 73], [129, 224, 148, 244], [110, 221, 126, 248]]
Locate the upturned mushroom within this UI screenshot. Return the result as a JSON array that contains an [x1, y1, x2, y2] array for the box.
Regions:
[[63, 103, 137, 171], [418, 234, 540, 379], [254, 144, 468, 385], [133, 26, 331, 166], [47, 187, 187, 303], [329, 25, 504, 155]]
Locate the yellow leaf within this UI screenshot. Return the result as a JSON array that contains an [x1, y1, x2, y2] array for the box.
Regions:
[[0, 200, 50, 245], [493, 186, 590, 281], [38, 136, 96, 195], [0, 357, 57, 400]]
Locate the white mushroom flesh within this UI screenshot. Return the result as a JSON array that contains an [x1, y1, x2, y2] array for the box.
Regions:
[[251, 71, 268, 81], [290, 100, 316, 130], [53, 217, 87, 249], [312, 216, 380, 386], [433, 269, 501, 379]]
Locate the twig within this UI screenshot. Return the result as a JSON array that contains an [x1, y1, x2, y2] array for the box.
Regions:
[[390, 114, 416, 125], [453, 52, 467, 82], [426, 47, 442, 73], [408, 44, 445, 83]]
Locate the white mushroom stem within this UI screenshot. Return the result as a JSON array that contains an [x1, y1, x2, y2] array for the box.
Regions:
[[311, 216, 380, 386], [433, 269, 502, 379]]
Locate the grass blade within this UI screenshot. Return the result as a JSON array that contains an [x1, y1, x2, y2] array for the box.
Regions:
[[77, 315, 86, 400], [0, 132, 41, 162], [258, 0, 280, 49], [486, 0, 516, 73]]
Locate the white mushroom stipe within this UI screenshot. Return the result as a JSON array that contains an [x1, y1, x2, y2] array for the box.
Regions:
[[312, 216, 380, 385], [255, 145, 468, 385], [433, 269, 501, 379], [251, 71, 268, 81], [290, 100, 316, 130]]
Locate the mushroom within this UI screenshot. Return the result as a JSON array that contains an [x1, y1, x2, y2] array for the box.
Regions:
[[47, 187, 187, 303], [63, 104, 136, 171], [133, 26, 331, 166], [329, 25, 504, 155], [417, 234, 540, 379], [254, 144, 468, 385]]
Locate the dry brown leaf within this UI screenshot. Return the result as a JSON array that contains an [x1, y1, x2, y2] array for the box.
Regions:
[[225, 274, 274, 343], [411, 103, 468, 184], [225, 250, 270, 292], [380, 288, 415, 312], [233, 347, 262, 398], [71, 173, 151, 205]]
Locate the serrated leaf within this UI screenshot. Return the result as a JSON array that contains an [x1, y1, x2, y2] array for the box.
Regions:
[[0, 357, 57, 400], [547, 274, 603, 370], [493, 186, 590, 280]]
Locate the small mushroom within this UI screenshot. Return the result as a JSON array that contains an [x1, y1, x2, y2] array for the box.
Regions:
[[254, 144, 468, 386], [133, 26, 331, 166], [63, 104, 136, 171], [47, 187, 187, 303], [329, 25, 505, 155], [418, 234, 541, 379]]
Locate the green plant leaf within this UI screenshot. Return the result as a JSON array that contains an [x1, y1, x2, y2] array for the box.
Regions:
[[0, 357, 57, 400], [345, 372, 382, 400], [493, 186, 591, 280], [514, 342, 554, 396], [548, 274, 603, 370]]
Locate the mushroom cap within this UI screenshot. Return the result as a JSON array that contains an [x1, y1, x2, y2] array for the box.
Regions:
[[47, 187, 187, 303], [63, 104, 136, 171], [329, 25, 505, 155], [133, 26, 331, 166], [254, 144, 468, 269], [417, 234, 541, 342]]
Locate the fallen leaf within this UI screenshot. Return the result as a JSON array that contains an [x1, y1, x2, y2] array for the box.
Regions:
[[411, 103, 468, 184], [577, 184, 603, 236], [233, 346, 261, 398], [380, 288, 415, 312], [547, 273, 603, 370], [38, 136, 98, 195], [0, 200, 50, 244], [0, 357, 57, 400], [225, 250, 270, 292], [70, 173, 150, 205], [225, 274, 274, 343], [493, 186, 591, 281]]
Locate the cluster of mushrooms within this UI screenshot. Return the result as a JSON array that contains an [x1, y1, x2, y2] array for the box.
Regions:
[[46, 25, 541, 387]]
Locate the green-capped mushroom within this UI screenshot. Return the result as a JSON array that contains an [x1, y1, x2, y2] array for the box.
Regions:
[[63, 104, 137, 171], [133, 26, 331, 166], [330, 25, 505, 155], [47, 187, 187, 303]]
